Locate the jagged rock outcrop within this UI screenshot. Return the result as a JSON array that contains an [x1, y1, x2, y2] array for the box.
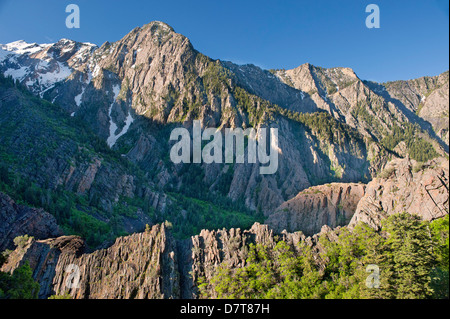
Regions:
[[349, 157, 449, 230], [0, 192, 62, 251], [2, 222, 341, 299], [178, 223, 277, 298], [52, 223, 179, 299], [1, 235, 85, 298], [1, 224, 178, 299], [176, 222, 342, 298], [266, 183, 366, 235]]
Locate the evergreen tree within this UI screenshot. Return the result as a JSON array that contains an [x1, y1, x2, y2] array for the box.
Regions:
[[382, 213, 435, 299], [201, 213, 446, 299], [429, 215, 449, 298], [0, 262, 40, 299]]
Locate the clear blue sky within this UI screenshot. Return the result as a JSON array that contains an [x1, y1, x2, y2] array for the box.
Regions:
[[0, 0, 448, 82]]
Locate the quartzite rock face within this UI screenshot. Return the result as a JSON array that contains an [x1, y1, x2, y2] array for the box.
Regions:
[[266, 183, 366, 236], [0, 235, 85, 299], [177, 222, 315, 298], [0, 192, 63, 251], [1, 222, 324, 299], [349, 157, 449, 230], [51, 223, 179, 299], [1, 224, 178, 299]]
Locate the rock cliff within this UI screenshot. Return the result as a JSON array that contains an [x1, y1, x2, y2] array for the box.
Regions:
[[349, 157, 449, 230], [1, 222, 331, 299], [0, 192, 62, 251], [266, 183, 366, 235]]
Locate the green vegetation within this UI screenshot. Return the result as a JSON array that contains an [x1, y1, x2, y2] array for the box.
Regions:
[[200, 213, 448, 299], [0, 262, 40, 299], [231, 78, 365, 149], [232, 80, 365, 149], [158, 156, 264, 238], [276, 107, 364, 147], [13, 235, 32, 248], [0, 235, 40, 299], [234, 86, 271, 126], [327, 85, 337, 95], [48, 293, 72, 299], [162, 192, 263, 239], [348, 95, 439, 163], [381, 123, 438, 162], [429, 215, 449, 298], [0, 74, 153, 248], [350, 101, 384, 135], [202, 60, 233, 96], [378, 166, 395, 179], [0, 167, 122, 248]]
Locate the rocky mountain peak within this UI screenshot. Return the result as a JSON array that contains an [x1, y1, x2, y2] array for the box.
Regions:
[[278, 62, 359, 94], [144, 20, 176, 33], [1, 40, 44, 54], [0, 21, 448, 247], [113, 20, 189, 54]]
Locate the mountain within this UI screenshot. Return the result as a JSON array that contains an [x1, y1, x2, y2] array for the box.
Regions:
[[379, 72, 449, 147], [0, 75, 259, 248], [0, 39, 96, 98], [2, 22, 446, 219], [0, 21, 448, 299]]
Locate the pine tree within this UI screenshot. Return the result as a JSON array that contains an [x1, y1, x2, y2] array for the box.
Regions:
[[383, 213, 435, 299], [355, 223, 394, 299], [429, 215, 449, 298]]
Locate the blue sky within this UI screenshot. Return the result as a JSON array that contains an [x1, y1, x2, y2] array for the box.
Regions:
[[0, 0, 448, 82]]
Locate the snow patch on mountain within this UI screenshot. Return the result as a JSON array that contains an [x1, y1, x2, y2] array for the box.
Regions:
[[1, 39, 98, 98], [3, 66, 30, 81], [75, 87, 85, 106], [1, 40, 51, 55], [36, 62, 72, 95], [107, 85, 126, 147], [108, 112, 134, 148]]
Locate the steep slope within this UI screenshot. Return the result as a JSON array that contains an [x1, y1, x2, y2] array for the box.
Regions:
[[1, 22, 381, 214], [0, 75, 161, 247], [266, 183, 366, 236], [0, 222, 323, 299], [349, 156, 449, 230], [380, 72, 449, 147], [1, 20, 447, 231], [274, 63, 448, 155], [0, 75, 262, 246], [0, 192, 62, 251]]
